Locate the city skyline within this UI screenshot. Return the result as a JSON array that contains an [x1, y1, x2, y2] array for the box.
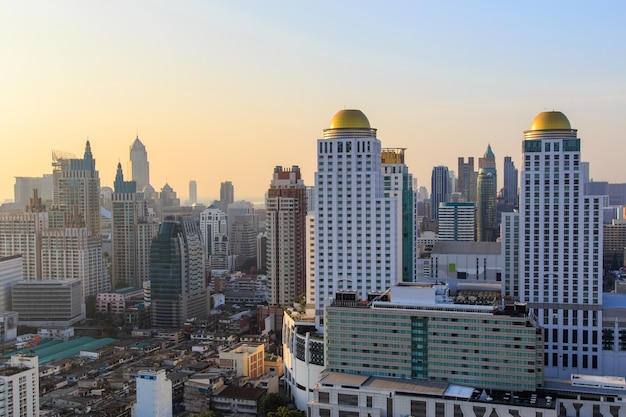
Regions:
[[2, 2, 626, 204]]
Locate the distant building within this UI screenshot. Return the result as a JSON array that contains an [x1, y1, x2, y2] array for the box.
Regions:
[[266, 165, 307, 307], [503, 155, 518, 207], [199, 206, 229, 270], [0, 209, 48, 281], [0, 355, 39, 416], [150, 216, 209, 328], [130, 136, 150, 192], [0, 255, 22, 311], [12, 280, 84, 326], [438, 202, 475, 241], [188, 180, 197, 206], [431, 165, 450, 219], [428, 241, 501, 282], [219, 181, 235, 212], [96, 287, 144, 313], [457, 156, 476, 202], [134, 369, 172, 417]]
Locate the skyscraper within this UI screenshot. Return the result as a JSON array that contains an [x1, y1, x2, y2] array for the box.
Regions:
[[515, 111, 603, 378], [458, 157, 476, 202], [219, 181, 234, 212], [130, 136, 150, 192], [476, 144, 497, 242], [54, 141, 101, 235], [150, 216, 208, 328], [503, 156, 518, 207], [438, 202, 475, 241], [381, 148, 416, 281], [112, 163, 158, 289], [199, 206, 230, 270], [266, 165, 307, 306], [189, 180, 197, 206], [314, 109, 400, 317], [430, 165, 450, 219]]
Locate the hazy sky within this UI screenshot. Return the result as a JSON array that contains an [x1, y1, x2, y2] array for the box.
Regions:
[[2, 1, 625, 204]]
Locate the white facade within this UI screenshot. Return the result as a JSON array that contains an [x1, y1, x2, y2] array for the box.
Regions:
[[315, 109, 400, 317], [438, 202, 475, 241], [0, 211, 48, 281], [517, 111, 603, 378], [0, 355, 39, 417], [134, 369, 172, 417], [199, 206, 228, 261]]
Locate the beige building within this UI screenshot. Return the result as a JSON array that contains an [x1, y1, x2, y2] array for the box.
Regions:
[[219, 342, 264, 378]]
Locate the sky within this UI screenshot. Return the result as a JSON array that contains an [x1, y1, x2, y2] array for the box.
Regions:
[[1, 1, 625, 205]]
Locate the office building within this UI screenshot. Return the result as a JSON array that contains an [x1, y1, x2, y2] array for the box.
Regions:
[[503, 156, 518, 207], [477, 169, 498, 242], [150, 216, 209, 328], [111, 163, 158, 289], [430, 165, 450, 219], [130, 136, 150, 192], [458, 156, 476, 202], [220, 181, 234, 206], [314, 109, 401, 317], [12, 279, 84, 326], [324, 283, 544, 391], [53, 141, 101, 235], [438, 202, 475, 241], [188, 180, 197, 206], [0, 255, 22, 312], [199, 206, 229, 270], [0, 355, 39, 417], [134, 369, 172, 417], [228, 201, 259, 262], [266, 165, 307, 307], [514, 111, 604, 378], [382, 148, 416, 281]]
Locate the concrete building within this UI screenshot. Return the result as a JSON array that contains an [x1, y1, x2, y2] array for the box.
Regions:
[[438, 202, 475, 241], [430, 165, 450, 219], [218, 342, 265, 378], [0, 355, 39, 417], [428, 241, 501, 282], [0, 209, 48, 281], [603, 219, 626, 267], [266, 165, 307, 307], [129, 136, 150, 193], [503, 155, 518, 207], [134, 369, 172, 417], [219, 181, 235, 212], [458, 156, 477, 203], [0, 255, 22, 311], [112, 163, 158, 289], [188, 180, 197, 206], [476, 145, 498, 242], [506, 111, 604, 378], [12, 280, 84, 326], [324, 283, 544, 391], [150, 216, 209, 328], [199, 206, 230, 271], [314, 109, 401, 318], [96, 287, 144, 313]]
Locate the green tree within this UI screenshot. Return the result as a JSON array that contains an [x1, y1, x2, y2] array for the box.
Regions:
[[259, 393, 288, 416], [267, 406, 306, 417]]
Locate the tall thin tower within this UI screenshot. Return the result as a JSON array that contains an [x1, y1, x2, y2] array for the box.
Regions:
[[266, 165, 307, 307], [314, 109, 400, 318], [477, 144, 497, 241], [130, 136, 150, 192], [430, 165, 450, 219], [518, 111, 603, 378]]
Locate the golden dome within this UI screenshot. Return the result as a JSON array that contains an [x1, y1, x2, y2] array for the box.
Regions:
[[530, 111, 571, 130], [329, 109, 370, 129]]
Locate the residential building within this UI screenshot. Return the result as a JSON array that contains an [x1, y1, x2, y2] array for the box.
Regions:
[[0, 355, 39, 417], [458, 156, 476, 202], [0, 255, 22, 311], [150, 216, 209, 328], [211, 385, 265, 416], [134, 369, 172, 417], [199, 206, 230, 270], [266, 165, 307, 306], [96, 287, 144, 313], [218, 342, 265, 378]]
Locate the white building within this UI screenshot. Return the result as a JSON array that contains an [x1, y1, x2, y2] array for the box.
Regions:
[[509, 111, 604, 378], [0, 255, 22, 312], [0, 355, 39, 417], [0, 211, 48, 281], [314, 109, 400, 318], [199, 206, 228, 262], [133, 369, 172, 417], [438, 201, 475, 241]]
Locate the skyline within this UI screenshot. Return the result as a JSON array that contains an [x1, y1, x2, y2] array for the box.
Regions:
[[2, 2, 626, 204]]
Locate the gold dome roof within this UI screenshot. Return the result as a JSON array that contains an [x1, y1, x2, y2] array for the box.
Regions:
[[530, 111, 571, 130], [329, 109, 370, 129]]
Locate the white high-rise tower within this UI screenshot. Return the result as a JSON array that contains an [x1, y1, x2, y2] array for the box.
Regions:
[[314, 109, 400, 318], [517, 111, 603, 378]]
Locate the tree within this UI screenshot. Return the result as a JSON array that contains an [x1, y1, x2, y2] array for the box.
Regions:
[[267, 406, 306, 417], [259, 393, 288, 416]]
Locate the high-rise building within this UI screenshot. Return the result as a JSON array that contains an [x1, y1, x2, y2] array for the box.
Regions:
[[458, 157, 476, 202], [150, 216, 209, 328], [438, 202, 475, 241], [199, 206, 230, 271], [382, 148, 416, 281], [13, 177, 42, 209], [266, 165, 307, 306], [227, 201, 259, 264], [218, 181, 234, 212], [0, 255, 22, 311], [130, 136, 150, 192], [513, 111, 603, 378], [112, 163, 158, 289], [0, 208, 48, 281], [314, 109, 401, 317], [503, 156, 518, 207], [476, 148, 498, 243], [53, 141, 101, 236], [430, 165, 450, 219], [0, 355, 39, 416], [134, 369, 172, 417], [188, 180, 197, 206]]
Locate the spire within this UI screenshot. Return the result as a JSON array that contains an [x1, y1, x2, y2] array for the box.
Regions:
[[84, 140, 93, 160], [485, 144, 494, 158]]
